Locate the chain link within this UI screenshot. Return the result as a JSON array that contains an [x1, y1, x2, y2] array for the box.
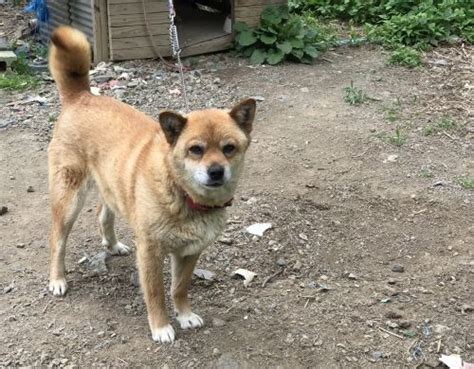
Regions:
[[168, 1, 189, 112]]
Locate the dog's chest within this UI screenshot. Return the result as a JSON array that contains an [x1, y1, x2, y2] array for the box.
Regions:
[[154, 212, 226, 256]]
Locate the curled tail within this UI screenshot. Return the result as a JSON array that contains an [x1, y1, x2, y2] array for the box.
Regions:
[[49, 26, 91, 103]]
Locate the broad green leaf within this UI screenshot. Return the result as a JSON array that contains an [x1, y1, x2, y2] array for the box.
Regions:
[[233, 21, 250, 33], [304, 46, 320, 58], [260, 33, 277, 45], [236, 31, 257, 46], [250, 49, 267, 64], [290, 38, 304, 48], [266, 49, 285, 65], [291, 48, 304, 59], [277, 41, 292, 54]]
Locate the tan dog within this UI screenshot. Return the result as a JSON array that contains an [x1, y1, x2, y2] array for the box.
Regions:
[[47, 26, 256, 343]]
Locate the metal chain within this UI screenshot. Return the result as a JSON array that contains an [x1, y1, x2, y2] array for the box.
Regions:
[[168, 0, 189, 112]]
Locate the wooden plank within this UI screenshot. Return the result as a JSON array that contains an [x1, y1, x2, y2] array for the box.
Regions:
[[108, 12, 169, 27], [110, 34, 233, 60], [110, 23, 169, 38], [108, 0, 166, 4], [181, 34, 233, 57], [235, 5, 271, 19], [93, 0, 109, 63], [235, 16, 260, 27], [110, 45, 170, 60], [109, 2, 167, 15], [110, 35, 169, 50]]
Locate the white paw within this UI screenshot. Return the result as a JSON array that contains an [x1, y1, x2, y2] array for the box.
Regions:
[[151, 324, 175, 344], [49, 278, 68, 296], [108, 242, 131, 256], [177, 312, 204, 330]]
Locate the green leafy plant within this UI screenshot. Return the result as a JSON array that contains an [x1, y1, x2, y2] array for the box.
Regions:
[[419, 169, 434, 178], [0, 73, 38, 91], [343, 81, 367, 105], [457, 176, 474, 189], [0, 51, 39, 91], [389, 126, 406, 146], [437, 115, 456, 130], [234, 5, 332, 65], [388, 46, 421, 68]]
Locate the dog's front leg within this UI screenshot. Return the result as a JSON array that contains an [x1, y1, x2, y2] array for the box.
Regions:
[[137, 241, 175, 343], [171, 253, 204, 330]]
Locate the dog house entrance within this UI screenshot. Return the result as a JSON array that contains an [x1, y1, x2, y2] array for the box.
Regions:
[[174, 0, 233, 55]]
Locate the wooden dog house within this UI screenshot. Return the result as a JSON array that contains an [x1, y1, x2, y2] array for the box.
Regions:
[[40, 0, 287, 63]]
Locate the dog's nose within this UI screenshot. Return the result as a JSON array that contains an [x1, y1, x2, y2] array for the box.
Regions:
[[208, 164, 224, 181]]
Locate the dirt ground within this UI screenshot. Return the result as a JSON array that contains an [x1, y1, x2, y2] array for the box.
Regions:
[[1, 24, 473, 369]]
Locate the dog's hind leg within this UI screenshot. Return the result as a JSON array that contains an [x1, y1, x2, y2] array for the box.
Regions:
[[97, 203, 131, 255], [171, 253, 204, 330], [48, 165, 88, 296]]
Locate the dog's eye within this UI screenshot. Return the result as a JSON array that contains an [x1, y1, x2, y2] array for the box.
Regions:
[[223, 144, 236, 155], [189, 145, 204, 156]]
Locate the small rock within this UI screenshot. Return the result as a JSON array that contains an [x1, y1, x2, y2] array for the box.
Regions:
[[347, 272, 357, 280], [4, 285, 13, 293], [384, 154, 399, 163], [94, 74, 114, 83], [0, 206, 8, 215], [219, 237, 233, 245], [300, 87, 309, 93], [308, 281, 317, 289], [16, 243, 25, 248], [78, 257, 88, 264], [213, 348, 220, 356], [212, 317, 226, 327], [391, 265, 405, 273], [387, 278, 397, 285], [86, 251, 110, 275], [433, 181, 445, 187], [461, 304, 473, 313], [319, 275, 328, 281], [386, 320, 399, 329], [433, 324, 450, 334], [27, 186, 35, 192], [373, 351, 384, 360], [298, 233, 308, 241], [385, 311, 402, 319], [399, 321, 411, 329], [276, 258, 286, 267], [293, 260, 302, 271], [97, 331, 105, 337], [252, 95, 265, 102]]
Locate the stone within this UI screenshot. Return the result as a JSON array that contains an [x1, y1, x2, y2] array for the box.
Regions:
[[391, 265, 405, 273], [293, 260, 302, 271], [86, 251, 110, 275], [373, 351, 384, 360], [0, 206, 8, 215], [0, 50, 17, 71], [276, 258, 286, 267], [27, 186, 35, 193], [212, 317, 226, 327]]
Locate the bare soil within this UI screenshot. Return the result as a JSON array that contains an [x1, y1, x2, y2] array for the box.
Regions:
[[1, 28, 473, 368]]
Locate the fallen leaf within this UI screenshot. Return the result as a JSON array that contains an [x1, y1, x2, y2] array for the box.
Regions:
[[245, 223, 272, 236], [232, 268, 257, 287], [193, 268, 216, 281]]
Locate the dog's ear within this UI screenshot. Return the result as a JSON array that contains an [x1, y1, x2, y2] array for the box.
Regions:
[[159, 111, 187, 145], [229, 98, 256, 135]]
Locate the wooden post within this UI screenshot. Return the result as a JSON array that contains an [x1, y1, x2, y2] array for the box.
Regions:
[[92, 0, 109, 63]]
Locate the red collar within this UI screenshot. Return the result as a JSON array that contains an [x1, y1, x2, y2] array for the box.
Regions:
[[183, 192, 233, 211]]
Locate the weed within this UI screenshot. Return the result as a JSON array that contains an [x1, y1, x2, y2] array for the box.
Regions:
[[343, 81, 367, 105], [388, 126, 406, 146], [48, 114, 57, 123], [423, 125, 434, 136], [419, 169, 433, 178], [437, 115, 456, 130], [388, 46, 422, 68], [457, 177, 474, 189], [11, 52, 31, 75], [385, 108, 399, 122], [0, 73, 38, 91]]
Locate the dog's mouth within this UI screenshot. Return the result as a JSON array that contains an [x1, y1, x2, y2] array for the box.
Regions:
[[205, 181, 224, 188]]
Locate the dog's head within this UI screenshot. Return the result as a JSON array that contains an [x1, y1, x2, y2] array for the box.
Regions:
[[159, 99, 256, 206]]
